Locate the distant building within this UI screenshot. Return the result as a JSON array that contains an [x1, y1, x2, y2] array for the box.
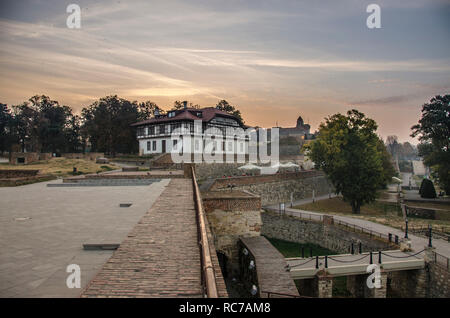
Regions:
[[278, 116, 315, 141], [132, 101, 248, 155]]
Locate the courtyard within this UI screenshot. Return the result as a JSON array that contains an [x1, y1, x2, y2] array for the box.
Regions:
[[0, 178, 169, 297]]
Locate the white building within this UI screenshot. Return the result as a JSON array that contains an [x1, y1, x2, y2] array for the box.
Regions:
[[132, 102, 249, 156]]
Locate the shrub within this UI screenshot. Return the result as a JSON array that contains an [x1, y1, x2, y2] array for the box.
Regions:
[[419, 178, 437, 199]]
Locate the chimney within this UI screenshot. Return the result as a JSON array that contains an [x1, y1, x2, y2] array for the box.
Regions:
[[182, 101, 188, 109]]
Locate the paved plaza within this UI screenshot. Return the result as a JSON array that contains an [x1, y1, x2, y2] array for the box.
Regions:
[[0, 178, 170, 297]]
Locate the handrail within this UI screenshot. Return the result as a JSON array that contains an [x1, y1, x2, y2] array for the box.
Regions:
[[261, 290, 311, 298], [432, 251, 450, 271], [191, 166, 219, 298], [265, 207, 398, 248]]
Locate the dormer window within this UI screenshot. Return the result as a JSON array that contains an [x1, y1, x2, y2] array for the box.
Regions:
[[168, 111, 175, 118], [196, 112, 202, 118]]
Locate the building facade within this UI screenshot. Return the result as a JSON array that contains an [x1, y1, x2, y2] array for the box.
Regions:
[[132, 103, 249, 156]]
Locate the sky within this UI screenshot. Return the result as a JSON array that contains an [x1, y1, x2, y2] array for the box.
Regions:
[[0, 0, 449, 143]]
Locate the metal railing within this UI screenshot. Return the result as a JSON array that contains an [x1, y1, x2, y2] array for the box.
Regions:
[[265, 207, 398, 248], [402, 225, 450, 242], [262, 290, 311, 298], [432, 251, 450, 271], [191, 166, 219, 298]]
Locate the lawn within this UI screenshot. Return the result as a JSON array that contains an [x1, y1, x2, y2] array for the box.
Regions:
[[294, 196, 401, 216], [0, 157, 119, 177], [294, 196, 450, 233], [265, 236, 336, 258]]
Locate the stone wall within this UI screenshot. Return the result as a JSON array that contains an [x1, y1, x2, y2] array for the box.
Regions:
[[0, 169, 39, 178], [261, 211, 393, 254], [10, 152, 39, 164], [209, 171, 331, 205], [428, 262, 450, 298], [203, 191, 262, 277], [405, 205, 450, 221], [63, 152, 104, 160], [387, 269, 427, 298]]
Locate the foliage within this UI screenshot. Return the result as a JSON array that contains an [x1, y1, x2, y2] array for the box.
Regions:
[[411, 95, 450, 194], [419, 178, 437, 199], [215, 100, 244, 123], [304, 109, 395, 214], [81, 95, 144, 155]]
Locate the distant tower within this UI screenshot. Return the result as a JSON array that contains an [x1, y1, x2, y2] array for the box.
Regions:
[[296, 116, 304, 128]]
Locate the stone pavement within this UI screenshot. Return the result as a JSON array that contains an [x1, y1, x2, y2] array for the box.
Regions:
[[0, 178, 170, 297], [81, 178, 203, 297]]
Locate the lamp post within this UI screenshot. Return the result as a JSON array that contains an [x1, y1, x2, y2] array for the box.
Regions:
[[428, 224, 433, 248], [404, 218, 409, 239]]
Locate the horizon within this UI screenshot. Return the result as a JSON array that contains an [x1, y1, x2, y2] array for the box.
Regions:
[[1, 0, 449, 143]]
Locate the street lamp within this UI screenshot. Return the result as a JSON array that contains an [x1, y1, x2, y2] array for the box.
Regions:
[[428, 224, 433, 248], [404, 218, 409, 239]]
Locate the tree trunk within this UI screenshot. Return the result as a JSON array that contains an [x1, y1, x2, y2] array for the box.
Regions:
[[351, 201, 361, 214]]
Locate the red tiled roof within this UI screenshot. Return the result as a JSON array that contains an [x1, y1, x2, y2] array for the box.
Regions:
[[131, 107, 243, 126]]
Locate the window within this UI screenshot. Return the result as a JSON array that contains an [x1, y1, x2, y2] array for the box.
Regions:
[[147, 141, 151, 151], [149, 126, 155, 135], [168, 111, 175, 118], [152, 141, 156, 151], [173, 139, 178, 149], [159, 125, 164, 134]]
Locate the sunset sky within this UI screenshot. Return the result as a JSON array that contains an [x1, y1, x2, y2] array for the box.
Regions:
[[0, 0, 449, 143]]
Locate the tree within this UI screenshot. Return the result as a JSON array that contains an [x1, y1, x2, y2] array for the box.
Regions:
[[172, 100, 200, 110], [138, 100, 160, 119], [81, 95, 145, 155], [419, 178, 437, 198], [411, 95, 450, 194], [305, 109, 394, 214], [0, 103, 13, 154], [215, 100, 244, 123]]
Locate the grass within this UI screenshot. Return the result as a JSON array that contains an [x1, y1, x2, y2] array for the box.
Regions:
[[294, 196, 450, 232], [295, 196, 401, 216], [265, 236, 335, 258], [0, 158, 119, 177]]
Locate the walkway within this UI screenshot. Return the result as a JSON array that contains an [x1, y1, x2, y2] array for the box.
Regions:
[[240, 236, 299, 297], [81, 178, 203, 297]]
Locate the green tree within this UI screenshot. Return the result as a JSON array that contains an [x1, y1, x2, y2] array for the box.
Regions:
[[411, 95, 450, 194], [419, 178, 437, 199], [215, 100, 244, 123], [305, 110, 393, 214], [81, 95, 143, 155], [138, 100, 160, 119], [0, 103, 13, 154]]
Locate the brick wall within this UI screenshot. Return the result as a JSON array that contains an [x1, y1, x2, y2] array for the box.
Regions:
[[10, 152, 39, 164], [209, 171, 331, 205]]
